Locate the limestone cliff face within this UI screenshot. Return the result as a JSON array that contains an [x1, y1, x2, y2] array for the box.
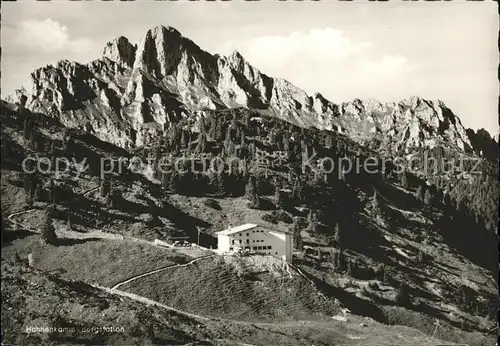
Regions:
[[337, 96, 473, 154], [9, 25, 480, 153]]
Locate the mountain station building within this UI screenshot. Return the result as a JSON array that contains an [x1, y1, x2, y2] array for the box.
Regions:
[[215, 223, 293, 262]]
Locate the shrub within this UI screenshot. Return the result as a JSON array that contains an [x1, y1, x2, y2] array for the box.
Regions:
[[395, 284, 410, 306], [262, 210, 293, 224], [271, 210, 293, 224], [261, 213, 278, 224], [203, 198, 221, 210], [374, 263, 385, 280]]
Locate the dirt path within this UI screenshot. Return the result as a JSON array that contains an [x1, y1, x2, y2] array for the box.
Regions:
[[94, 284, 212, 321], [95, 284, 329, 329], [374, 187, 397, 207], [5, 186, 164, 247], [6, 186, 100, 233], [111, 254, 216, 290]]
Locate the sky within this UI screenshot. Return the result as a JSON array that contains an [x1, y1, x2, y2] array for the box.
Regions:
[[2, 1, 498, 134]]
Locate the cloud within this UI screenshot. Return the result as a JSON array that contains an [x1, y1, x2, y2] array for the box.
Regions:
[[217, 27, 414, 102], [219, 27, 371, 65], [15, 18, 94, 54]]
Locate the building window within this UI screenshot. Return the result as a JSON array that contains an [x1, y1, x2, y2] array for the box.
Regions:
[[253, 246, 257, 250], [275, 252, 278, 254], [246, 233, 249, 236], [245, 246, 250, 250], [232, 240, 235, 245], [246, 239, 249, 244], [267, 246, 272, 250]]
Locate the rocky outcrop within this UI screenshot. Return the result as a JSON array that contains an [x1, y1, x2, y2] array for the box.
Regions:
[[8, 25, 486, 153], [102, 36, 136, 68], [466, 128, 499, 161], [336, 96, 474, 154]]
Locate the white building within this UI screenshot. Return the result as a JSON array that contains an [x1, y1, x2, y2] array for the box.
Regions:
[[216, 223, 293, 262]]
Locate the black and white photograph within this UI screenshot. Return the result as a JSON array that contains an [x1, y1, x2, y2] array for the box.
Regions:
[[1, 1, 498, 345]]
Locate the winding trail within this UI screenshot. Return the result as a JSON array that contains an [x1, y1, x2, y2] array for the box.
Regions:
[[6, 186, 164, 246], [94, 284, 212, 322], [111, 254, 216, 290]]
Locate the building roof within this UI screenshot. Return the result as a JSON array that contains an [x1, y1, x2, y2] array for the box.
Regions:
[[216, 223, 258, 236], [215, 223, 292, 236]]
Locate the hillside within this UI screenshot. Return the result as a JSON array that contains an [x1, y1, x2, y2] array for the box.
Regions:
[[1, 97, 498, 345], [3, 260, 466, 346], [119, 254, 340, 322]]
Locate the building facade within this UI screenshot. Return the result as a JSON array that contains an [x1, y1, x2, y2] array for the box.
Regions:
[[216, 224, 293, 262]]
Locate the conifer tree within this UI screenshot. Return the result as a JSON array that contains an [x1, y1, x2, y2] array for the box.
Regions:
[[416, 185, 424, 201], [169, 171, 177, 192], [275, 187, 285, 209], [161, 172, 169, 189], [424, 188, 433, 205], [401, 172, 408, 189], [100, 176, 110, 198], [41, 207, 57, 245], [34, 183, 43, 202], [371, 189, 379, 212], [180, 130, 187, 149], [292, 219, 303, 250], [240, 131, 246, 147], [198, 117, 206, 136], [336, 247, 345, 271], [25, 190, 34, 208], [291, 178, 303, 201], [245, 176, 257, 199], [216, 170, 225, 194], [23, 118, 31, 140], [48, 179, 56, 205], [346, 259, 352, 275], [106, 191, 113, 208], [224, 126, 235, 156], [395, 283, 409, 306], [245, 176, 260, 209], [308, 210, 318, 234], [194, 131, 207, 154], [333, 223, 341, 247], [215, 119, 223, 141]]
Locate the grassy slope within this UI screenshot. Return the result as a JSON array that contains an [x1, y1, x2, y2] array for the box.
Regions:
[[2, 261, 457, 346], [1, 233, 187, 287], [121, 254, 339, 322]]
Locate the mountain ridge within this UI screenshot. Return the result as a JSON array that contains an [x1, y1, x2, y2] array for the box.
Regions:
[[7, 25, 494, 158]]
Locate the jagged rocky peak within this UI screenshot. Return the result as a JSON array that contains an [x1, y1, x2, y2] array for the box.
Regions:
[[102, 36, 136, 68], [227, 50, 246, 67], [6, 24, 483, 155], [133, 25, 188, 79]]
